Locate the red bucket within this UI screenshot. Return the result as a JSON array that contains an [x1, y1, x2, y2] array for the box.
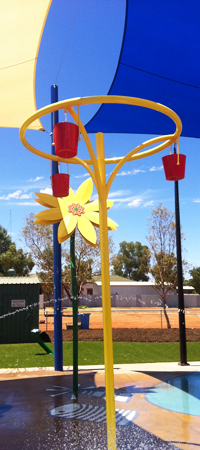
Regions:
[[162, 154, 186, 181], [51, 174, 69, 197], [54, 122, 78, 159]]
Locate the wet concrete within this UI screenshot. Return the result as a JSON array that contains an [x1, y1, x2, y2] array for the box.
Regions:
[[0, 364, 200, 449]]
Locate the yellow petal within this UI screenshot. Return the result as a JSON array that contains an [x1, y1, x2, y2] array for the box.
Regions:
[[106, 200, 114, 209], [85, 200, 100, 212], [35, 218, 57, 225], [76, 178, 93, 205], [67, 187, 76, 202], [77, 215, 96, 245], [58, 231, 75, 244], [85, 211, 100, 226], [57, 215, 77, 243], [35, 207, 62, 223], [35, 193, 58, 208], [58, 197, 72, 217], [107, 217, 118, 230], [64, 215, 77, 235], [85, 211, 118, 231], [57, 219, 69, 243], [84, 199, 113, 212], [58, 219, 68, 243], [56, 187, 76, 208]]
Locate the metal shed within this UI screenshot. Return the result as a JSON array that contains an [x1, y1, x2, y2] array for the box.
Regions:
[[0, 276, 40, 344]]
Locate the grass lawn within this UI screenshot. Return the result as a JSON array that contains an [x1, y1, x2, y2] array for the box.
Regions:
[[0, 342, 199, 369]]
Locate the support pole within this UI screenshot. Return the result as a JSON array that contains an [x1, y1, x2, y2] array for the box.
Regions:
[[96, 133, 116, 449], [174, 145, 188, 365], [51, 84, 63, 371], [70, 231, 78, 394]]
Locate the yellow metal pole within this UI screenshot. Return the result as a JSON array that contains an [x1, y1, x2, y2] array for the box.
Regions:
[[96, 132, 116, 449]]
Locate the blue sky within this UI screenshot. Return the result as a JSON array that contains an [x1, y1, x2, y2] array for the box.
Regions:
[[0, 0, 200, 275]]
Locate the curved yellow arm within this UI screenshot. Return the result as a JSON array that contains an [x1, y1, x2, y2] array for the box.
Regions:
[[19, 95, 182, 169], [106, 134, 175, 194]]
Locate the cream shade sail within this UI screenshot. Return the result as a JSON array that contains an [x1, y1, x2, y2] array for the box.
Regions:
[[0, 0, 52, 130]]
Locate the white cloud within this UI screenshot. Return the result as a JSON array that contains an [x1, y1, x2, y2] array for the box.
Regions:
[[127, 198, 142, 207], [134, 169, 146, 174], [92, 190, 131, 201], [193, 199, 200, 203], [16, 202, 38, 206], [117, 170, 132, 176], [108, 190, 131, 198], [0, 190, 33, 201], [0, 190, 22, 200], [110, 197, 136, 204], [149, 165, 163, 172], [8, 190, 22, 199], [40, 187, 53, 195], [91, 188, 157, 209], [117, 168, 146, 176], [28, 176, 44, 182], [144, 200, 154, 207], [20, 193, 33, 200], [74, 173, 89, 179]]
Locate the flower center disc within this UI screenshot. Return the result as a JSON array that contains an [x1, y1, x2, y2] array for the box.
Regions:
[[68, 203, 85, 216]]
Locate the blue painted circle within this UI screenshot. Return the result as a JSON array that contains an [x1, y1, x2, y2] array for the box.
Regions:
[[147, 373, 200, 416]]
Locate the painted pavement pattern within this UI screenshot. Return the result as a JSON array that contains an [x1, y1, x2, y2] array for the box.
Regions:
[[0, 364, 200, 449], [48, 385, 138, 426]]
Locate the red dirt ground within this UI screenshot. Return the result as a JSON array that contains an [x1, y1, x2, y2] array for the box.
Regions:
[[39, 308, 200, 342]]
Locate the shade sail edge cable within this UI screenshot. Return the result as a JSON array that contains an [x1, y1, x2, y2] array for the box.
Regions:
[[0, 58, 35, 71], [55, 0, 79, 85], [120, 63, 200, 90]]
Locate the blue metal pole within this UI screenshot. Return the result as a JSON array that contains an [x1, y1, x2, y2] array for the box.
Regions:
[[51, 84, 63, 371]]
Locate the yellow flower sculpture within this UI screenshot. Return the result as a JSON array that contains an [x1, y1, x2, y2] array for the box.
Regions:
[[35, 178, 118, 246]]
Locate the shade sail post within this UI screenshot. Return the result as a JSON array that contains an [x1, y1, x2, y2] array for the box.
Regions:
[[174, 144, 188, 366], [51, 84, 63, 371]]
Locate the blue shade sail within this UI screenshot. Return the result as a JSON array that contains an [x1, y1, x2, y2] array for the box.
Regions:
[[86, 0, 200, 137]]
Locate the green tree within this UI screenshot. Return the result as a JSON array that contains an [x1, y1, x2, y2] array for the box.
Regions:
[[188, 267, 200, 294], [21, 213, 54, 294], [0, 225, 13, 273], [147, 204, 179, 328], [112, 241, 150, 281], [0, 244, 34, 276], [0, 225, 13, 254], [21, 213, 53, 275]]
